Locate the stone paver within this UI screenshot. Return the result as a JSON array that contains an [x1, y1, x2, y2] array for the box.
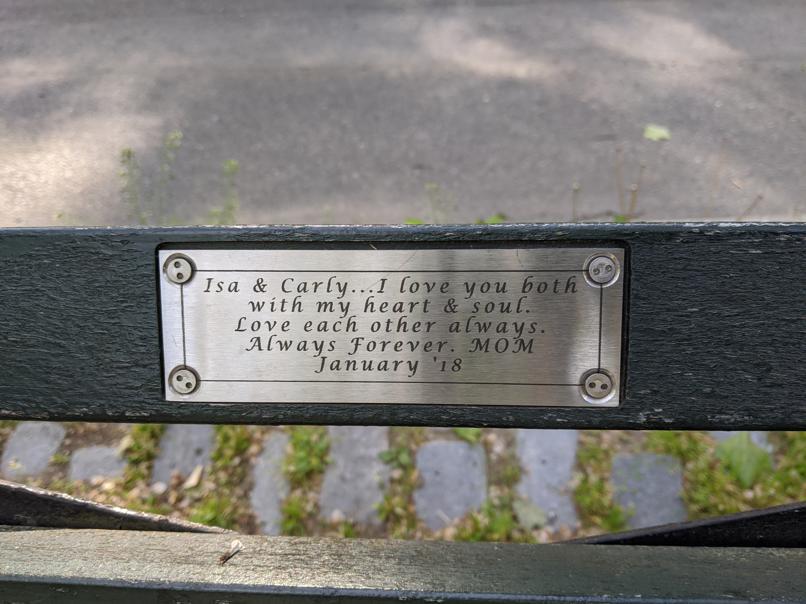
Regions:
[[319, 426, 389, 526], [414, 440, 487, 531], [516, 429, 579, 531], [710, 431, 771, 452], [611, 453, 687, 529], [151, 425, 215, 485], [251, 431, 290, 535], [1, 422, 66, 480], [68, 445, 126, 481]]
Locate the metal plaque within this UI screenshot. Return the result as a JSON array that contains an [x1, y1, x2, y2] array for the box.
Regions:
[[159, 247, 624, 407]]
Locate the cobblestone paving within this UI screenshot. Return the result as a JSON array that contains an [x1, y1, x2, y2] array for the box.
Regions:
[[319, 426, 389, 526], [1, 422, 65, 480], [151, 425, 215, 485], [516, 429, 579, 532], [68, 445, 126, 481], [251, 431, 290, 535], [11, 423, 780, 537], [414, 440, 487, 531], [611, 453, 687, 529]]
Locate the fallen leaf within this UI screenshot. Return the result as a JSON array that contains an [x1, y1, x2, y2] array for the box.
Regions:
[[513, 499, 547, 530], [643, 124, 671, 141], [183, 464, 204, 489]]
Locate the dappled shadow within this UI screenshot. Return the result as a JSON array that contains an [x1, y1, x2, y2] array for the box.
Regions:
[[1, 0, 804, 226]]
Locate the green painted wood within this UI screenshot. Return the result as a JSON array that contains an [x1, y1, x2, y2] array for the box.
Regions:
[[0, 528, 804, 602], [0, 223, 803, 428]]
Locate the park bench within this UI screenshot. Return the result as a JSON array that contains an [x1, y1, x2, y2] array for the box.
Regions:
[[0, 223, 803, 602]]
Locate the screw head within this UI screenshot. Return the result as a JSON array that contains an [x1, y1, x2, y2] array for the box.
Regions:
[[584, 254, 620, 287], [168, 366, 200, 395], [581, 370, 614, 404], [163, 253, 195, 285]]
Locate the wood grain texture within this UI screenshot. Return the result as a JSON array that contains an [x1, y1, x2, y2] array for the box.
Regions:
[[0, 223, 803, 429], [0, 528, 804, 602]]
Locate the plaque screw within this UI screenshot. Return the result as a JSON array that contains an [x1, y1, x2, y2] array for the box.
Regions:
[[164, 254, 195, 285], [584, 254, 619, 286], [169, 366, 200, 395], [581, 371, 614, 403]]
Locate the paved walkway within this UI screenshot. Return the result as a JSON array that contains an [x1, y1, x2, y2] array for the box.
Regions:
[[0, 421, 777, 536], [3, 1, 804, 227]]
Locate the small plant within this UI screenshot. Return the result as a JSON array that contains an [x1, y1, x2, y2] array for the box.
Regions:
[[574, 431, 628, 532], [208, 159, 240, 225], [453, 427, 483, 444], [378, 427, 426, 538], [281, 492, 310, 535], [189, 495, 235, 527], [122, 424, 166, 487], [118, 130, 241, 226], [715, 432, 772, 489], [475, 213, 506, 225], [379, 445, 414, 470], [154, 130, 184, 222], [186, 425, 256, 529], [119, 148, 145, 225], [281, 426, 330, 535], [646, 431, 745, 517], [454, 430, 533, 543], [50, 452, 70, 466], [284, 426, 330, 484]]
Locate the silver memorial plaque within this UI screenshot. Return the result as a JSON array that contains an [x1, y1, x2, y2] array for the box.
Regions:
[[159, 247, 624, 407]]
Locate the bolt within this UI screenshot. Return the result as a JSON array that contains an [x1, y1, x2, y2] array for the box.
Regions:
[[169, 366, 200, 395], [585, 254, 619, 286], [163, 254, 195, 285], [581, 371, 614, 402]]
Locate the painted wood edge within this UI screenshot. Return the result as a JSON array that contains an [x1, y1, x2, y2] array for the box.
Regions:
[[0, 529, 804, 602]]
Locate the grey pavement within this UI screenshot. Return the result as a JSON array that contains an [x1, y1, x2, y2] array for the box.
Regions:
[[516, 429, 579, 531], [68, 445, 126, 481], [0, 422, 66, 480], [414, 440, 487, 530], [611, 453, 687, 529], [710, 431, 771, 452], [151, 425, 215, 485], [319, 426, 389, 525], [251, 431, 290, 535], [2, 1, 804, 228]]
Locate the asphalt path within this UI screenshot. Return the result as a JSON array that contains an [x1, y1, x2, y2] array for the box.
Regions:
[[2, 0, 804, 226]]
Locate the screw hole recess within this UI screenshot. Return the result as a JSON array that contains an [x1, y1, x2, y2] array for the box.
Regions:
[[581, 370, 615, 405], [168, 366, 200, 395], [163, 253, 195, 285]]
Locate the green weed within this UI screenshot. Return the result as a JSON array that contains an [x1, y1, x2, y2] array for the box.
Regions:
[[118, 130, 240, 226], [715, 432, 772, 488], [574, 431, 628, 532], [208, 159, 240, 225], [453, 427, 483, 444], [455, 495, 532, 542], [282, 492, 310, 535], [378, 427, 426, 538], [187, 425, 255, 530], [475, 213, 507, 225], [284, 426, 330, 486], [122, 424, 166, 487], [281, 426, 330, 535], [647, 431, 806, 518]]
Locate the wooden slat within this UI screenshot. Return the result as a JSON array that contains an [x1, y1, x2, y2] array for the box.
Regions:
[[0, 223, 803, 428], [0, 528, 804, 603]]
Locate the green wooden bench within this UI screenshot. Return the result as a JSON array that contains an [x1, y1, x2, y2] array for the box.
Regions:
[[0, 223, 803, 603]]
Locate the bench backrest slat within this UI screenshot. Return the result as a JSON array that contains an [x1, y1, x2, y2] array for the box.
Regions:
[[0, 223, 802, 429]]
